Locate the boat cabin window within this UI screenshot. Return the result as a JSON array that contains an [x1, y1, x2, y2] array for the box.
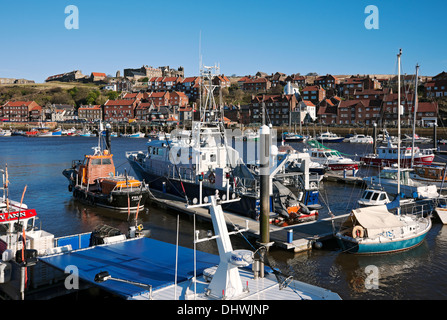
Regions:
[[0, 223, 10, 234], [379, 171, 397, 180], [362, 191, 373, 199], [379, 194, 386, 201], [371, 193, 379, 201], [91, 158, 102, 165], [102, 158, 112, 165], [210, 154, 216, 162]]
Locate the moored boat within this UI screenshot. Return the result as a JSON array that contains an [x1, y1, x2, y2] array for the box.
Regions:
[[315, 131, 344, 143], [336, 50, 433, 255], [335, 205, 431, 254], [345, 134, 373, 144], [360, 130, 434, 167], [304, 145, 359, 173], [126, 64, 320, 226], [409, 164, 447, 189], [364, 166, 439, 199], [63, 127, 149, 211]]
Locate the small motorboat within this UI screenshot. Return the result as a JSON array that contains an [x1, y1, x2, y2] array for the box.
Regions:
[[315, 131, 344, 143], [357, 188, 391, 206], [344, 134, 373, 144]]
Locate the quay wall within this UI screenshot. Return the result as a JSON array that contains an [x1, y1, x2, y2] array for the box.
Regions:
[[1, 122, 445, 139]]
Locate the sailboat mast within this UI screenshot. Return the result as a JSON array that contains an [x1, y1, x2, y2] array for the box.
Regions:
[[411, 64, 419, 168], [397, 49, 402, 198]]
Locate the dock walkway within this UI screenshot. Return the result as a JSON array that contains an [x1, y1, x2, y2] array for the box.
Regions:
[[147, 190, 347, 252]]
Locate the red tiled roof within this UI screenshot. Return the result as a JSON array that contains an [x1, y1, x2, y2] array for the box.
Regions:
[[302, 85, 321, 92], [92, 72, 106, 77], [301, 100, 315, 106], [417, 102, 438, 112], [104, 99, 136, 106], [4, 101, 35, 107], [183, 77, 198, 83]]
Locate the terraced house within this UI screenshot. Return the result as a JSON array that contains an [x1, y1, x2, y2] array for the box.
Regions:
[[1, 100, 42, 122], [103, 99, 139, 122]]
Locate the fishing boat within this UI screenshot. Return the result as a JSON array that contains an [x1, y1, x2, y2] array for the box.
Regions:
[[360, 129, 435, 167], [344, 134, 373, 144], [336, 50, 432, 255], [63, 126, 149, 211], [315, 131, 344, 143], [126, 64, 319, 226], [304, 145, 359, 173]]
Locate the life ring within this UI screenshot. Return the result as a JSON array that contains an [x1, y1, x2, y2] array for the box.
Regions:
[[137, 224, 143, 231], [352, 226, 364, 239], [208, 172, 215, 184]]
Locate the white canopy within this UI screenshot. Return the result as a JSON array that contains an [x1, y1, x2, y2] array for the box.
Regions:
[[351, 205, 404, 238]]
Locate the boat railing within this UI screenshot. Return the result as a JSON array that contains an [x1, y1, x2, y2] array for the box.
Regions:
[[54, 232, 92, 250]]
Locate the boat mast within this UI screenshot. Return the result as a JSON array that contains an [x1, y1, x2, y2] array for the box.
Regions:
[[397, 49, 402, 214], [411, 64, 419, 168]]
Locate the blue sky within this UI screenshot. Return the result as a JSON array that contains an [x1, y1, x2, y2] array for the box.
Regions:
[[0, 0, 445, 83]]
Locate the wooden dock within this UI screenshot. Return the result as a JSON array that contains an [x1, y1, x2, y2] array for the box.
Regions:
[[147, 189, 347, 253]]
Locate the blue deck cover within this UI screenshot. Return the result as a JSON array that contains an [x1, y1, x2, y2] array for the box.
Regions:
[[40, 237, 219, 299]]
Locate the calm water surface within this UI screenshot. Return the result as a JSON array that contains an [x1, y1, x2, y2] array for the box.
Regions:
[[1, 135, 447, 300]]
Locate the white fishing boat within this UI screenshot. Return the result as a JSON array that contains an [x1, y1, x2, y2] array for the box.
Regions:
[[336, 50, 432, 255]]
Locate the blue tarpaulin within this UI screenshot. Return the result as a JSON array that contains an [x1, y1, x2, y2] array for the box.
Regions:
[[40, 237, 219, 299]]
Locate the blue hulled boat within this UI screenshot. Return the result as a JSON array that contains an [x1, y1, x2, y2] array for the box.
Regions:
[[335, 205, 431, 254]]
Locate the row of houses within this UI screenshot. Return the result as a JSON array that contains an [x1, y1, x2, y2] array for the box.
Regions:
[[0, 91, 191, 125], [244, 86, 438, 127]]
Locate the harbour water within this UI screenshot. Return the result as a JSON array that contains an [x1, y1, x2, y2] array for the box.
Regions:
[[1, 135, 447, 300]]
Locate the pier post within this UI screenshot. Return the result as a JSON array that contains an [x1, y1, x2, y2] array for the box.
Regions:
[[373, 123, 377, 154]]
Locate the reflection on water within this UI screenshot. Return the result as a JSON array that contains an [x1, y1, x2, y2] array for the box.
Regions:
[[1, 137, 447, 299]]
